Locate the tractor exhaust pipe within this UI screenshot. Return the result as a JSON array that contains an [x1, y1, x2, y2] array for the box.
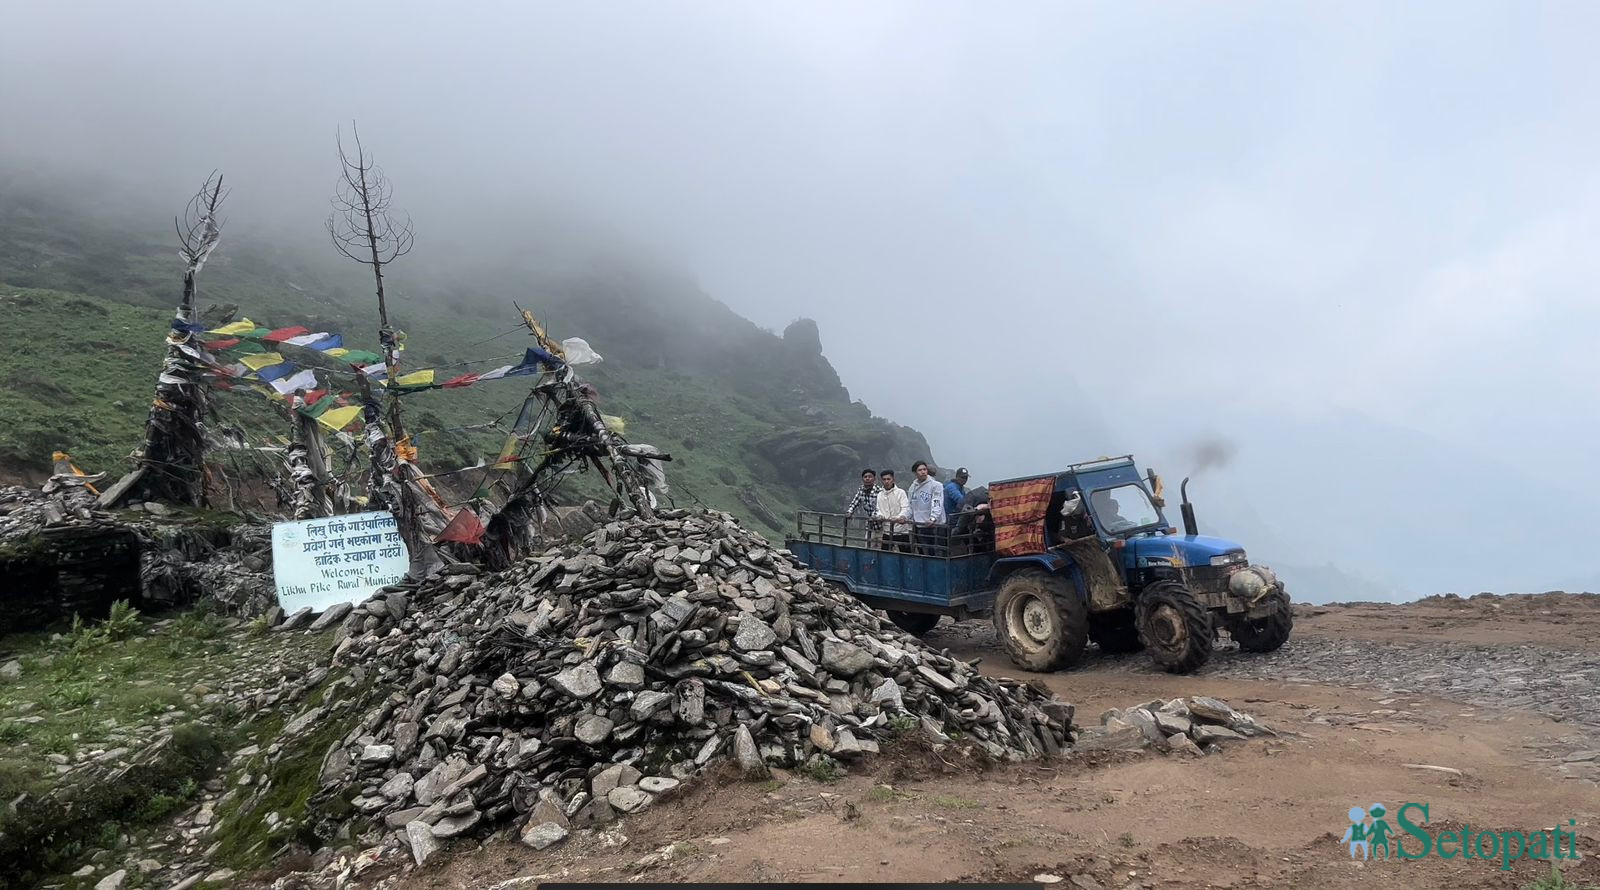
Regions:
[[1180, 476, 1199, 536]]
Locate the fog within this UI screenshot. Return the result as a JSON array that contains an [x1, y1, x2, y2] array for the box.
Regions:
[[6, 2, 1600, 600]]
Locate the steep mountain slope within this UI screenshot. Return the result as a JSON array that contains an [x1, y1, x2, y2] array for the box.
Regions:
[[0, 176, 934, 532]]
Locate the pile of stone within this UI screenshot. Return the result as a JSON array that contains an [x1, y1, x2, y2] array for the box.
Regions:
[[0, 482, 110, 537], [1075, 696, 1273, 755], [309, 509, 1075, 862], [0, 481, 279, 630], [139, 523, 276, 615]]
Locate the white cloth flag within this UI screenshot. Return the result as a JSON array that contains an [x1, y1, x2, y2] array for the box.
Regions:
[[270, 368, 319, 395], [561, 337, 603, 365]]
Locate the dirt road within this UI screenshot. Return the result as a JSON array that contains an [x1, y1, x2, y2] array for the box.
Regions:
[[412, 595, 1600, 889]]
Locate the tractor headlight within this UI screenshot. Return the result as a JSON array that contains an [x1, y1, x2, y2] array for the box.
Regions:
[[1210, 552, 1247, 567]]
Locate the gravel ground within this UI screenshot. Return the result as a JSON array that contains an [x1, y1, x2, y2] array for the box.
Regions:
[[929, 619, 1600, 734]]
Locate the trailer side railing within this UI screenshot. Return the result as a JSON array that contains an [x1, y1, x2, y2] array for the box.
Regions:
[[793, 511, 994, 557]]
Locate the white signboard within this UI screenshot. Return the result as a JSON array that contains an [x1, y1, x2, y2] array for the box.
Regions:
[[271, 511, 410, 613]]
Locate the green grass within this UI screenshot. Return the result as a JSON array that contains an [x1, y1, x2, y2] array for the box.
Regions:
[[1524, 867, 1599, 890], [0, 288, 169, 473], [887, 713, 919, 734], [0, 721, 226, 890], [799, 755, 845, 783], [209, 672, 373, 870], [0, 614, 334, 887], [0, 616, 298, 775], [864, 785, 901, 803], [668, 842, 702, 860]]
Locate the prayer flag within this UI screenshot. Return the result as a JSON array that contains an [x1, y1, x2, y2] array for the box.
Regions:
[[436, 508, 487, 545], [316, 405, 362, 432], [206, 319, 257, 336], [239, 352, 285, 371], [394, 369, 434, 388], [257, 362, 299, 383], [269, 368, 318, 394], [263, 326, 310, 343]]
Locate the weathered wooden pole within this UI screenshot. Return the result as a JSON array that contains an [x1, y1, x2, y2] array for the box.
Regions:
[[104, 174, 226, 509]]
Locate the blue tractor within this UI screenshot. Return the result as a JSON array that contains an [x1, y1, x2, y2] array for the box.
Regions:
[[784, 456, 1292, 673]]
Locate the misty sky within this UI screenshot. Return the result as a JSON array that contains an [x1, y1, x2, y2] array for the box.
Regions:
[[6, 2, 1600, 597]]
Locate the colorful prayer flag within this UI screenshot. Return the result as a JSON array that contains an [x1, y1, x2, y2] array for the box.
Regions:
[[239, 352, 286, 371], [220, 340, 266, 357], [394, 369, 435, 388], [206, 319, 257, 336], [257, 362, 299, 383], [436, 508, 487, 545], [263, 326, 311, 343], [298, 393, 338, 417], [316, 405, 362, 432]]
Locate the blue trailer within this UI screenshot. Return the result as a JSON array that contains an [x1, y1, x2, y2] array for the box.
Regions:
[[784, 456, 1292, 674]]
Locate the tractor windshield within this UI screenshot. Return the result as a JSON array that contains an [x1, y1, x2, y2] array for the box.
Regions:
[[1089, 484, 1161, 533]]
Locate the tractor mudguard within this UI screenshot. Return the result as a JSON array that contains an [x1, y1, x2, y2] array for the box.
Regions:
[[989, 554, 1089, 604]]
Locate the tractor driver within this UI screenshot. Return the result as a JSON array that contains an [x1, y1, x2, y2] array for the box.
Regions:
[[1092, 489, 1135, 531]]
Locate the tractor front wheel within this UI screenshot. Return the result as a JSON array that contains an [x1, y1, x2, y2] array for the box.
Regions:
[[1229, 587, 1293, 653], [992, 568, 1088, 672], [1136, 581, 1213, 673], [887, 610, 941, 637]]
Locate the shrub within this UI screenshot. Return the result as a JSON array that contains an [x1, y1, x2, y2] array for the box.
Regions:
[[799, 755, 844, 783], [170, 609, 225, 641], [52, 683, 97, 709], [102, 599, 142, 641]]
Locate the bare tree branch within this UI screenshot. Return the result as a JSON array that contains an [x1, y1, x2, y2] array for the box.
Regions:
[[177, 171, 226, 279], [326, 124, 414, 315]]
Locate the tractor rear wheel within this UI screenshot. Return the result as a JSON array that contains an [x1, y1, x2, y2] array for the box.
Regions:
[[1089, 610, 1144, 654], [992, 568, 1088, 672], [1229, 587, 1293, 653], [887, 610, 941, 637], [1136, 581, 1213, 673]]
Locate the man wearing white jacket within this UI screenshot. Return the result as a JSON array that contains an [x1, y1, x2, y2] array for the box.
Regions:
[[907, 460, 946, 555], [875, 468, 911, 552]]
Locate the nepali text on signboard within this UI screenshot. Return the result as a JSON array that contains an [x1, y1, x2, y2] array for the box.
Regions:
[[271, 511, 409, 613]]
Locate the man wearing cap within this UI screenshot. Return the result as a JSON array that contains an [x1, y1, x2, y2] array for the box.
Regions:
[[943, 467, 969, 525]]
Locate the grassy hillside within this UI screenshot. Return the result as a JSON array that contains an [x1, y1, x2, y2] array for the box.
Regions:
[[0, 288, 168, 475], [0, 177, 935, 532]]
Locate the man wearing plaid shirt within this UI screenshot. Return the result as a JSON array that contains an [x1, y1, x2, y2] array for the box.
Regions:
[[844, 468, 877, 546]]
